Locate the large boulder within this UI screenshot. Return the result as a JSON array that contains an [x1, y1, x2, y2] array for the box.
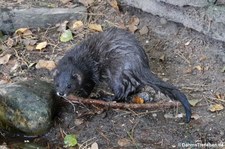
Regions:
[[0, 79, 57, 136]]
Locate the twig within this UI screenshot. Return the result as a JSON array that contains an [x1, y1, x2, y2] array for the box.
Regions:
[[66, 95, 181, 110]]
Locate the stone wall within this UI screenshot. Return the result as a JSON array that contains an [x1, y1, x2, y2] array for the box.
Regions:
[[121, 0, 225, 42]]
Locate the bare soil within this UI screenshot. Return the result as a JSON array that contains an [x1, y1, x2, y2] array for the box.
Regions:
[[1, 1, 225, 148]]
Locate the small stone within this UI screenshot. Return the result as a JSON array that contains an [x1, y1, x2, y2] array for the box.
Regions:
[[160, 18, 167, 25]]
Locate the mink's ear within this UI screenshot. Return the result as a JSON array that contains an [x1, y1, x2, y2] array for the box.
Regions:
[[52, 68, 59, 77], [72, 73, 82, 85]]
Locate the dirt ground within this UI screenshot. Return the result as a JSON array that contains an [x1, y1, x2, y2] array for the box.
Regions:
[[1, 0, 225, 148]]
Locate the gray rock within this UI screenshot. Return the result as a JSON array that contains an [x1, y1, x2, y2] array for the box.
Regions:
[[0, 7, 86, 33], [157, 0, 214, 7], [0, 79, 56, 135]]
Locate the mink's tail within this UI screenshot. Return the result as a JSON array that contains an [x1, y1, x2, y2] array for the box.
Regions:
[[141, 70, 192, 123]]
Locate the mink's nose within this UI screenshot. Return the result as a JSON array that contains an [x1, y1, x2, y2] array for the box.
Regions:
[[57, 92, 65, 97]]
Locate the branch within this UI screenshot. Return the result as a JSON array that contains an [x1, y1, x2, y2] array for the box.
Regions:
[[66, 95, 181, 110]]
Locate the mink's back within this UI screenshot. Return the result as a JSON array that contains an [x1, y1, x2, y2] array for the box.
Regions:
[[62, 28, 150, 78]]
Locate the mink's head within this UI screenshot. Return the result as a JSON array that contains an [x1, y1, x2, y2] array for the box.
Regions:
[[53, 57, 83, 97]]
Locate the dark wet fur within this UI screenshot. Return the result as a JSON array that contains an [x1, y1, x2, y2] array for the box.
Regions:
[[54, 28, 192, 122]]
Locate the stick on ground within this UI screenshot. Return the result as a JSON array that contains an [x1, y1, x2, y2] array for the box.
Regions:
[[66, 95, 181, 110]]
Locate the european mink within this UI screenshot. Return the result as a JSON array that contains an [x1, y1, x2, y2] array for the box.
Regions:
[[54, 28, 191, 122]]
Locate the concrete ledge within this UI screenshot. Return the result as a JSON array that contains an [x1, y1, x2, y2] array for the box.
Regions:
[[121, 0, 225, 42], [0, 7, 86, 33]]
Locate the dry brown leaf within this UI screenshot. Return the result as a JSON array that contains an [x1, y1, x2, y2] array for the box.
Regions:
[[0, 54, 11, 65], [57, 20, 69, 32], [108, 0, 119, 10], [60, 0, 71, 4], [36, 41, 48, 50], [15, 28, 33, 37], [159, 54, 165, 62], [88, 24, 103, 32], [184, 39, 192, 46], [35, 60, 56, 71], [117, 138, 131, 147], [191, 113, 201, 120], [0, 79, 9, 84], [90, 142, 98, 149], [128, 25, 138, 33], [74, 119, 84, 126], [132, 96, 144, 104], [26, 45, 35, 51], [139, 26, 148, 35], [78, 0, 94, 6], [128, 16, 140, 33], [208, 104, 224, 112], [71, 20, 84, 30], [193, 65, 202, 71], [129, 16, 140, 26], [15, 28, 29, 34], [22, 29, 33, 37], [189, 99, 201, 106], [6, 37, 14, 48], [23, 39, 38, 46]]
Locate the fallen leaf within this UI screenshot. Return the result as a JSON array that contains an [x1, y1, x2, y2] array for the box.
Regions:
[[139, 26, 148, 35], [10, 62, 19, 72], [128, 16, 139, 33], [90, 142, 98, 149], [22, 29, 33, 37], [36, 41, 48, 50], [193, 65, 202, 71], [191, 113, 201, 120], [108, 0, 119, 10], [132, 96, 144, 104], [23, 39, 38, 46], [0, 79, 9, 84], [221, 66, 225, 73], [88, 24, 103, 32], [60, 30, 73, 42], [71, 20, 84, 30], [117, 138, 131, 147], [208, 104, 224, 112], [78, 0, 94, 6], [185, 39, 192, 46], [15, 28, 32, 37], [26, 45, 35, 51], [128, 25, 138, 33], [64, 134, 77, 147], [164, 113, 174, 119], [6, 37, 14, 48], [159, 54, 165, 62], [189, 99, 201, 106], [60, 0, 71, 4], [74, 118, 84, 126], [175, 113, 183, 118], [0, 54, 11, 65], [35, 60, 56, 71], [129, 16, 140, 26], [15, 28, 29, 34], [57, 20, 69, 32]]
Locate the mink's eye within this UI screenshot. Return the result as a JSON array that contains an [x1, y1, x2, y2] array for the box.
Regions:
[[67, 84, 71, 89], [56, 83, 59, 87]]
